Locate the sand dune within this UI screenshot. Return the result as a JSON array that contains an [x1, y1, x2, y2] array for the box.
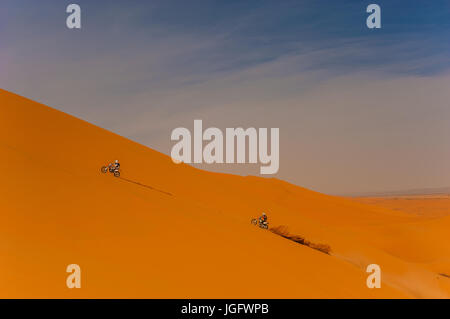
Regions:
[[1, 89, 449, 298]]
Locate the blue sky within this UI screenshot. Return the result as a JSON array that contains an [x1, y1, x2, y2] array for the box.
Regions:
[[1, 1, 449, 194], [1, 0, 449, 76]]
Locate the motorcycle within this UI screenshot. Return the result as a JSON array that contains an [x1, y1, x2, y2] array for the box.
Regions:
[[251, 217, 269, 229], [101, 164, 120, 177]]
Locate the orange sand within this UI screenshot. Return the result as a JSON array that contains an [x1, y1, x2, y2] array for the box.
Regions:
[[1, 89, 449, 298]]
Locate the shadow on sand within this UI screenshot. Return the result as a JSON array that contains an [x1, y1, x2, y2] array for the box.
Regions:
[[118, 177, 173, 196]]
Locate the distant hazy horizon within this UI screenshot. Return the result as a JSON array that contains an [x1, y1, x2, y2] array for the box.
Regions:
[[337, 186, 450, 197]]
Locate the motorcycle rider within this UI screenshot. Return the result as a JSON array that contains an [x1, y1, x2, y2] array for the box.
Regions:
[[259, 212, 268, 227], [114, 159, 120, 170]]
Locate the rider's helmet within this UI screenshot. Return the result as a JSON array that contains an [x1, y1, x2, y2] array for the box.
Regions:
[[262, 212, 266, 216], [115, 160, 119, 163]]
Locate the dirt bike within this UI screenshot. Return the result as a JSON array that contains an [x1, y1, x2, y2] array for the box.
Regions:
[[251, 218, 269, 229], [101, 164, 120, 177]]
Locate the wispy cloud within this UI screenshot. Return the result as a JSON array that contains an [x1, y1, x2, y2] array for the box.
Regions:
[[1, 0, 449, 193]]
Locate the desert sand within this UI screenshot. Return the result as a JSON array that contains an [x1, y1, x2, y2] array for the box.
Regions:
[[1, 89, 449, 298]]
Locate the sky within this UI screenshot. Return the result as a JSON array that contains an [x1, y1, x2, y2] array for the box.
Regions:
[[1, 0, 449, 194]]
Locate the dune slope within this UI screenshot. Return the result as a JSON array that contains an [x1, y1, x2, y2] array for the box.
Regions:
[[0, 89, 448, 298]]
